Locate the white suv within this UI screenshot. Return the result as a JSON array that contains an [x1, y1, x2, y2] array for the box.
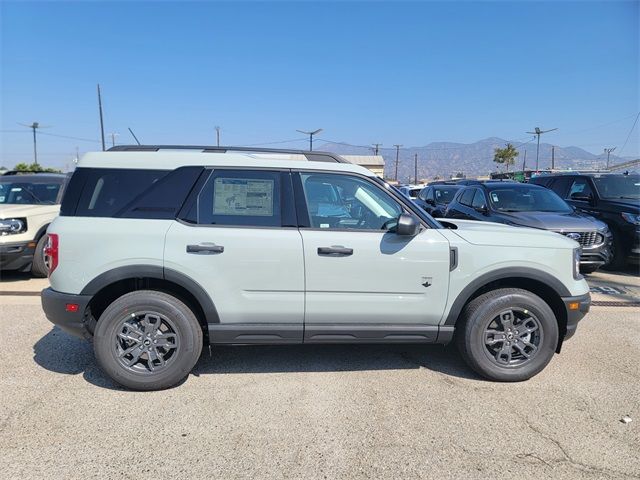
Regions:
[[0, 172, 68, 277], [41, 146, 591, 390]]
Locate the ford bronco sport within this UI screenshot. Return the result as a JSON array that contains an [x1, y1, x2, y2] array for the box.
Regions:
[[41, 146, 591, 390], [0, 172, 69, 277]]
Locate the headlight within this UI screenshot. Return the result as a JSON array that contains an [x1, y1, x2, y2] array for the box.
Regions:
[[573, 247, 582, 280], [621, 213, 640, 226], [0, 218, 27, 235]]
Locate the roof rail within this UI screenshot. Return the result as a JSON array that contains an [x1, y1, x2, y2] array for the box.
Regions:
[[2, 170, 66, 176], [107, 145, 349, 163]]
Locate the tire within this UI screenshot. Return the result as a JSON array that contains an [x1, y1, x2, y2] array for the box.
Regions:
[[455, 288, 558, 382], [579, 265, 599, 275], [603, 229, 625, 271], [94, 290, 203, 391], [31, 234, 48, 278]]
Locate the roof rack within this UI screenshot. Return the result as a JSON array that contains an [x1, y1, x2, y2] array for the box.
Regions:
[[107, 145, 349, 163], [2, 170, 66, 176]]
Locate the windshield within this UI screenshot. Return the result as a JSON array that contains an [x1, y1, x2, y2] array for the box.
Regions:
[[592, 175, 640, 200], [0, 180, 62, 205], [488, 186, 572, 213], [434, 187, 460, 204]]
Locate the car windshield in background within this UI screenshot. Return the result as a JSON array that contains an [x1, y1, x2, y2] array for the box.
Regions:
[[434, 187, 460, 203], [0, 181, 61, 205], [592, 175, 640, 200], [488, 186, 572, 213]]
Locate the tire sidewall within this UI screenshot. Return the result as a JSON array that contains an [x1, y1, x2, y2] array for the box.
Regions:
[[464, 291, 558, 381], [94, 292, 202, 390], [31, 234, 48, 278]]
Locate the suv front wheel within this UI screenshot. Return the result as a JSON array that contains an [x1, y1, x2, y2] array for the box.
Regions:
[[94, 290, 203, 390], [456, 288, 558, 382]]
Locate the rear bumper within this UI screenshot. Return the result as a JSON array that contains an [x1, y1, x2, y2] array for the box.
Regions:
[[561, 292, 591, 341], [41, 287, 92, 339], [0, 240, 36, 271]]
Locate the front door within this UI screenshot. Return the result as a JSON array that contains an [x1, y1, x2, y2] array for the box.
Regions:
[[294, 172, 451, 341], [164, 169, 304, 343]]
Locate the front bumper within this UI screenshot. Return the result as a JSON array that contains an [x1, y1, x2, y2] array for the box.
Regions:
[[561, 292, 591, 341], [41, 287, 93, 339], [0, 240, 36, 271]]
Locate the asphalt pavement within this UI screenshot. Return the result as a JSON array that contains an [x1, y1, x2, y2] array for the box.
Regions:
[[0, 294, 638, 479]]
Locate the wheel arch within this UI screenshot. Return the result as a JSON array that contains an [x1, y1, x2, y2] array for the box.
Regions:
[[80, 265, 219, 337], [444, 268, 569, 350]]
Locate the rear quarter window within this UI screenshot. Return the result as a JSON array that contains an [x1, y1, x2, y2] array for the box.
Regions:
[[61, 167, 203, 218]]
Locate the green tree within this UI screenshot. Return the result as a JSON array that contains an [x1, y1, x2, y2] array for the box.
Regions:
[[12, 162, 61, 173], [493, 143, 519, 173]]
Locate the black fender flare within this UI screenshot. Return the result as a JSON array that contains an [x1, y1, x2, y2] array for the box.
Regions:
[[80, 265, 220, 324], [443, 267, 571, 326]]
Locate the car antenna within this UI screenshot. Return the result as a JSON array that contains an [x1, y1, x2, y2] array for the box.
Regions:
[[128, 127, 141, 145]]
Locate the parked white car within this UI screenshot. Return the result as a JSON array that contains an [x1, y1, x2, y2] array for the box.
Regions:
[[0, 172, 68, 277], [41, 146, 590, 390]]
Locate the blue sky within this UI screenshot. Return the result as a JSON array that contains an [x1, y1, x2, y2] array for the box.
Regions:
[[1, 0, 638, 168]]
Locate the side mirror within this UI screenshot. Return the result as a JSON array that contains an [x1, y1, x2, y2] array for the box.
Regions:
[[570, 192, 592, 202], [396, 213, 420, 236], [474, 205, 488, 215]]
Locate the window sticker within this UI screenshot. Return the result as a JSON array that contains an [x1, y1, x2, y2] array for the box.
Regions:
[[491, 192, 499, 202], [213, 178, 274, 216]]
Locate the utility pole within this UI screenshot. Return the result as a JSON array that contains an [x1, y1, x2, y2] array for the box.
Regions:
[[19, 122, 51, 167], [551, 146, 555, 170], [215, 126, 221, 147], [393, 144, 402, 181], [414, 153, 418, 184], [522, 150, 527, 171], [371, 143, 382, 155], [526, 126, 557, 171], [604, 147, 616, 169], [296, 129, 323, 151], [75, 147, 80, 164], [110, 132, 119, 148], [97, 84, 106, 151]]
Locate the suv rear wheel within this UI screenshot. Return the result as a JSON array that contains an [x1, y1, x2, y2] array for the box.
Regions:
[[456, 288, 558, 382], [31, 234, 49, 278], [94, 290, 203, 390]]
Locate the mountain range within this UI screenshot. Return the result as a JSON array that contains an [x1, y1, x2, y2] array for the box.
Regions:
[[317, 137, 632, 182]]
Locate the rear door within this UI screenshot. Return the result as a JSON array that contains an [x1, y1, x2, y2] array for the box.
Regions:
[[294, 171, 451, 341], [164, 168, 305, 343]]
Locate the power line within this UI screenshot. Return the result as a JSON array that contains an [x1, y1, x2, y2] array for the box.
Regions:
[[526, 127, 558, 171], [245, 137, 308, 147], [617, 111, 640, 157], [296, 128, 323, 151]]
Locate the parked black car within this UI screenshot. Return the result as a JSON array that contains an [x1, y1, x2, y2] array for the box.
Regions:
[[444, 181, 612, 273], [530, 173, 639, 270], [414, 183, 463, 217]]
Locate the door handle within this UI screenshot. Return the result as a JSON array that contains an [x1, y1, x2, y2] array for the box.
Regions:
[[186, 243, 224, 254], [317, 246, 353, 256]]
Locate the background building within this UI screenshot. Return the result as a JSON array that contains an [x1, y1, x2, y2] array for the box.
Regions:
[[341, 155, 385, 177]]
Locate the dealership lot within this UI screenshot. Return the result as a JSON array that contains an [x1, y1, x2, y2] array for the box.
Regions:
[[0, 273, 638, 479]]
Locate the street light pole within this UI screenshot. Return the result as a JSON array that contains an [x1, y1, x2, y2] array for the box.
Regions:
[[296, 129, 323, 151], [393, 144, 402, 181], [526, 127, 557, 171], [215, 126, 221, 147]]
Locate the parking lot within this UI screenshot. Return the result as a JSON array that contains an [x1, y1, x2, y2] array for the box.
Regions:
[[0, 271, 638, 479]]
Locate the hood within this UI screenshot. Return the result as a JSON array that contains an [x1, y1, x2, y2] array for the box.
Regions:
[[0, 204, 60, 219], [438, 219, 578, 249], [498, 211, 607, 231], [598, 199, 640, 213]]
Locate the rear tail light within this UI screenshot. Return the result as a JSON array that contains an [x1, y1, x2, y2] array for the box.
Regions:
[[44, 234, 59, 275]]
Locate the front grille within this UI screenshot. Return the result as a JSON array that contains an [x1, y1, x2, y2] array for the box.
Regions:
[[560, 231, 603, 247]]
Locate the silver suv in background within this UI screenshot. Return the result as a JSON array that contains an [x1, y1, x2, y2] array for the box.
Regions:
[[41, 146, 590, 390]]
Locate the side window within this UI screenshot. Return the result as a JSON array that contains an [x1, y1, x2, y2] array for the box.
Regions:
[[471, 189, 487, 209], [459, 188, 475, 206], [426, 188, 435, 202], [186, 170, 282, 227], [299, 173, 402, 231], [567, 178, 593, 200], [74, 169, 168, 217]]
